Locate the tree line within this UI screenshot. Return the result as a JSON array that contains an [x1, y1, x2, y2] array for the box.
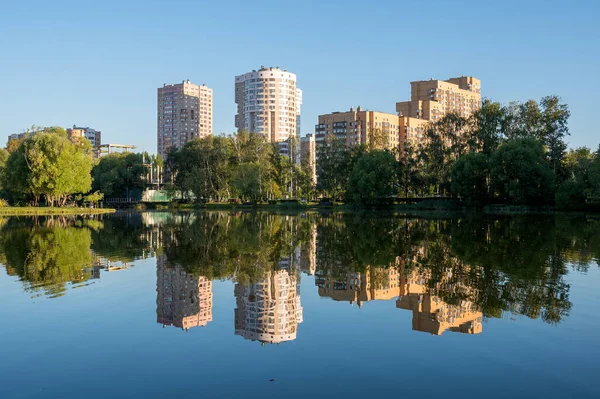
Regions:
[[165, 131, 314, 203], [317, 95, 600, 209]]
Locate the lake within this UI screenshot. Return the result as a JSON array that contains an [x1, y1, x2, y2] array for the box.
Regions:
[[0, 211, 599, 398]]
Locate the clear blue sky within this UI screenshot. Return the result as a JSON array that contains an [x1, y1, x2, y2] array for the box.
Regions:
[[1, 0, 598, 153]]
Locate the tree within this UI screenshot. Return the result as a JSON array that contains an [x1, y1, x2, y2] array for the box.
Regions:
[[3, 128, 93, 206], [540, 95, 570, 179], [490, 138, 555, 205], [396, 141, 424, 197], [555, 179, 586, 211], [418, 112, 469, 196], [92, 152, 146, 199], [232, 162, 264, 202], [347, 150, 398, 205], [316, 135, 352, 200], [468, 99, 506, 158], [451, 152, 489, 207]]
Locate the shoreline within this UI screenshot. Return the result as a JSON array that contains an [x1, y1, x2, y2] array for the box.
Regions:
[[0, 207, 116, 216]]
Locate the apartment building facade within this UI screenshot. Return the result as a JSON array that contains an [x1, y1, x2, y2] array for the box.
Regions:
[[67, 125, 101, 147], [157, 80, 213, 159], [315, 106, 401, 150], [396, 76, 481, 146], [235, 66, 302, 144]]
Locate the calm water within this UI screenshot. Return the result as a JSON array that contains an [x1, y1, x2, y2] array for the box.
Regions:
[[0, 211, 599, 398]]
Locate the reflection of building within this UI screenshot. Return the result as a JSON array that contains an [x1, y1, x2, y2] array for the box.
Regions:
[[396, 267, 482, 335], [316, 265, 400, 306], [234, 269, 303, 344], [300, 224, 317, 275], [156, 255, 213, 330]]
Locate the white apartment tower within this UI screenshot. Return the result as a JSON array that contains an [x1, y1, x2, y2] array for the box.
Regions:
[[235, 66, 302, 143], [157, 80, 213, 159]]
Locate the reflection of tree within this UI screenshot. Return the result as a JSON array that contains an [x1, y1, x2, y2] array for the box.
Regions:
[[90, 213, 152, 262], [312, 214, 595, 325], [161, 212, 312, 285], [0, 223, 93, 298]]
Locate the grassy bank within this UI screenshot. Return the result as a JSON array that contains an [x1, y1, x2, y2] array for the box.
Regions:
[[0, 207, 116, 216]]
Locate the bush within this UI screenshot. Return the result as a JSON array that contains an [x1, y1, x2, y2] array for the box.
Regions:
[[0, 198, 8, 208]]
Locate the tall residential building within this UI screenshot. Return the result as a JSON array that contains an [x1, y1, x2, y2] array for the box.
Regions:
[[300, 134, 316, 183], [67, 125, 101, 147], [234, 268, 303, 344], [157, 80, 213, 159], [235, 66, 302, 144], [315, 106, 400, 149], [156, 255, 213, 330], [396, 76, 481, 146]]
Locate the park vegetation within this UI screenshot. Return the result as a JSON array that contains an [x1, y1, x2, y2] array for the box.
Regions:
[[165, 131, 314, 203], [316, 95, 600, 209], [0, 126, 161, 208]]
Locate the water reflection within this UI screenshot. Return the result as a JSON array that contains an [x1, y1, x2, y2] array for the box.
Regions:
[[1, 212, 599, 342], [156, 255, 213, 330]]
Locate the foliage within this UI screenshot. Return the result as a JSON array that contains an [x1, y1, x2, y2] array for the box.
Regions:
[[347, 150, 398, 205], [490, 138, 555, 205], [451, 152, 489, 207], [555, 179, 586, 211], [2, 128, 93, 206], [91, 152, 146, 198]]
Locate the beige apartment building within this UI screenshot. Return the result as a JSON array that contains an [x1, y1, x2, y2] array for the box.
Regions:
[[396, 76, 481, 146], [235, 66, 302, 144], [156, 255, 213, 330], [315, 106, 400, 150], [157, 80, 213, 159]]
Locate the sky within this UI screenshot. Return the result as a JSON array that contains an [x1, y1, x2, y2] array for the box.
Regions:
[[1, 0, 598, 153]]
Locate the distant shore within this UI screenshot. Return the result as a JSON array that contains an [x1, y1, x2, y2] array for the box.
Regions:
[[0, 207, 116, 216]]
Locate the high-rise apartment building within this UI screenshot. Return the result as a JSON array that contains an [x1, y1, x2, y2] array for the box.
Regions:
[[157, 80, 213, 159], [396, 76, 481, 146], [235, 66, 302, 143], [67, 125, 101, 147], [315, 106, 400, 149]]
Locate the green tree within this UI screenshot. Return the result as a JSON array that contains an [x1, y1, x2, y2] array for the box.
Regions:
[[451, 152, 489, 207], [347, 150, 398, 205], [316, 135, 352, 200], [540, 95, 570, 179], [3, 128, 93, 205], [555, 179, 586, 211], [490, 138, 555, 205], [92, 152, 146, 199]]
